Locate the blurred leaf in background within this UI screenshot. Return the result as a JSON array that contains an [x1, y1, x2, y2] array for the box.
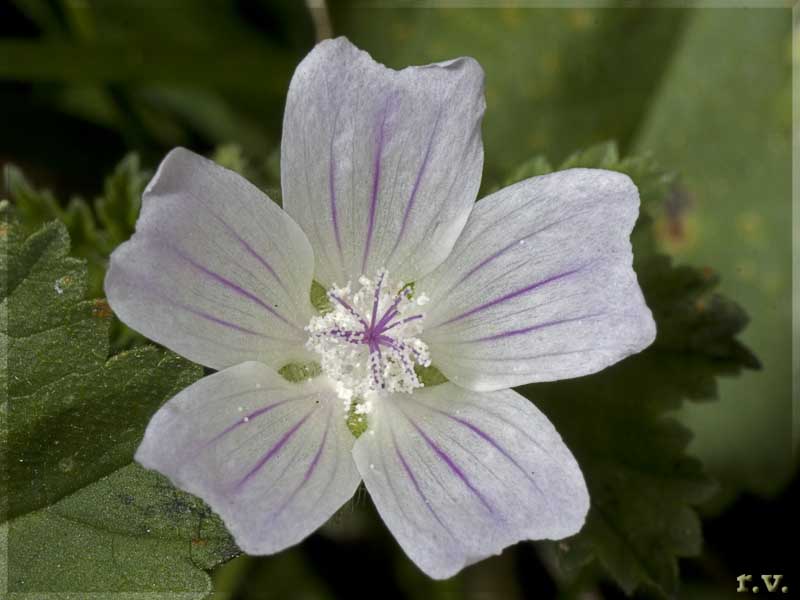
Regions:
[[632, 7, 794, 500], [1, 0, 312, 194]]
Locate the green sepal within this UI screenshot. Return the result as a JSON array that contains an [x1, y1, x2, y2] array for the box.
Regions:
[[278, 361, 322, 383], [310, 280, 333, 314], [346, 400, 369, 439], [414, 364, 449, 388]]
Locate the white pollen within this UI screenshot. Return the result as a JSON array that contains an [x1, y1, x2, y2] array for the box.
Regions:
[[305, 269, 431, 403], [336, 382, 353, 402], [354, 400, 373, 415], [342, 396, 354, 418]]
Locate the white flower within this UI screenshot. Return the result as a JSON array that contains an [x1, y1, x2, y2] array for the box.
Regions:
[[105, 37, 655, 579]]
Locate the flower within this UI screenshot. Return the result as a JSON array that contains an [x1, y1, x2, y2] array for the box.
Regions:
[[105, 37, 656, 579]]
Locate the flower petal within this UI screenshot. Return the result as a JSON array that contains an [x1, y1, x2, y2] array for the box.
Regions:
[[281, 37, 485, 286], [135, 362, 360, 555], [353, 384, 588, 579], [105, 148, 315, 370], [419, 169, 656, 391]]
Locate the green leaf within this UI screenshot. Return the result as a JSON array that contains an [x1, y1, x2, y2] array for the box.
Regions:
[[5, 155, 150, 349], [94, 153, 148, 251], [516, 144, 757, 597], [4, 154, 148, 300], [0, 210, 237, 595], [4, 465, 237, 595]]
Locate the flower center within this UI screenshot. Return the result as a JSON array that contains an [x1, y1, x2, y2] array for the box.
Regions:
[[305, 269, 431, 405]]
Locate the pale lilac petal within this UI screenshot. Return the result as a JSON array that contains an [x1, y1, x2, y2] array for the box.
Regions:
[[135, 362, 360, 554], [281, 37, 485, 286], [105, 148, 315, 370], [419, 169, 656, 391], [353, 384, 588, 579]]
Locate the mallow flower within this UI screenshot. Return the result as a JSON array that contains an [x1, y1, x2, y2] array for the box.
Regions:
[[106, 37, 656, 579]]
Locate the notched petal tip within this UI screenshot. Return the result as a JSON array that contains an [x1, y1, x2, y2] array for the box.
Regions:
[[312, 36, 484, 82], [416, 55, 485, 91]]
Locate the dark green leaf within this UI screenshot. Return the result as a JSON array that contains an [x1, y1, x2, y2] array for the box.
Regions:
[[0, 210, 236, 594], [5, 155, 150, 349], [4, 154, 148, 300], [6, 464, 238, 594]]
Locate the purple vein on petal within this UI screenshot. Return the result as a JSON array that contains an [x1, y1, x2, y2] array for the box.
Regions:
[[329, 105, 343, 256], [438, 267, 584, 327], [194, 198, 289, 295], [302, 416, 329, 485], [388, 107, 443, 261], [441, 411, 543, 495], [166, 242, 296, 328], [390, 426, 454, 536], [460, 314, 604, 344], [426, 396, 550, 456], [448, 216, 574, 293], [362, 94, 394, 274], [177, 303, 268, 337], [133, 275, 284, 340], [274, 409, 331, 519], [201, 399, 292, 451], [233, 408, 316, 493], [405, 414, 494, 515]]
